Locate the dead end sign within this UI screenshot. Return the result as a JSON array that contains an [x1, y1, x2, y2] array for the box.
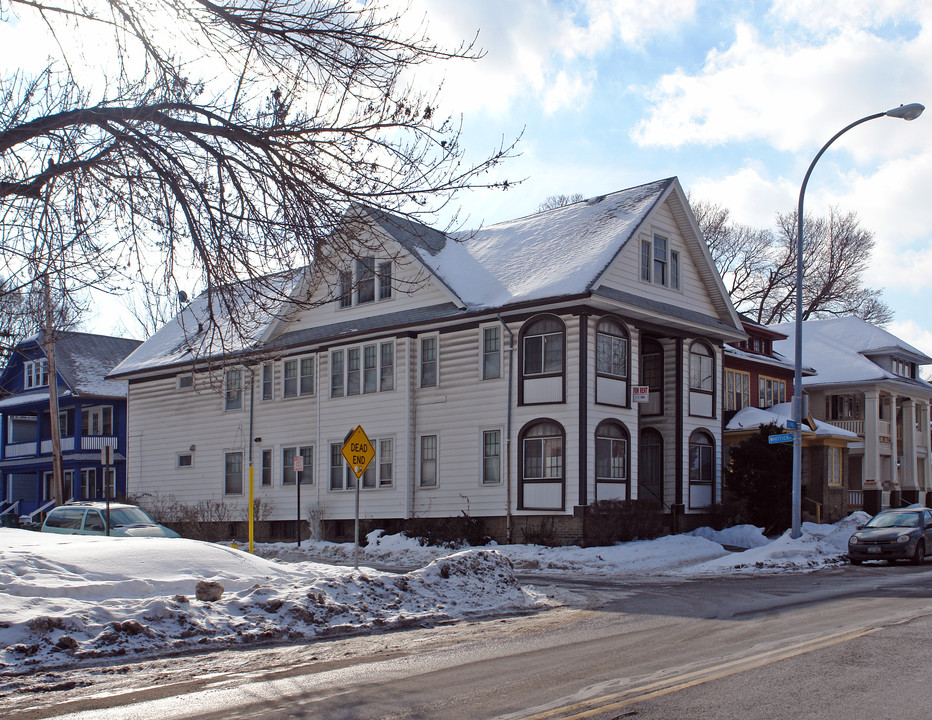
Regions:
[[342, 425, 375, 478]]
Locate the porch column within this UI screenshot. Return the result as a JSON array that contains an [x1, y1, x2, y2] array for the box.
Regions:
[[888, 394, 899, 508], [901, 398, 919, 504], [863, 390, 882, 514]]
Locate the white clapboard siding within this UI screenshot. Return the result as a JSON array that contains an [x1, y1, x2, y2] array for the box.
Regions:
[[599, 200, 718, 318]]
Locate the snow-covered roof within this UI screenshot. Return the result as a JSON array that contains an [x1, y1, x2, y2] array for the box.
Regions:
[[723, 344, 811, 375], [1, 332, 142, 400], [112, 178, 742, 377], [725, 402, 859, 440], [771, 317, 932, 390], [370, 179, 672, 309]]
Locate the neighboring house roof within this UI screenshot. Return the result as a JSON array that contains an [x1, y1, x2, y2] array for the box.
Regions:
[[770, 317, 932, 390], [0, 332, 142, 400], [111, 177, 744, 378], [725, 402, 859, 441], [723, 344, 815, 376]]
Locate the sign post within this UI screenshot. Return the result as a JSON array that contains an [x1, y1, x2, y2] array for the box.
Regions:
[[101, 445, 114, 536], [294, 453, 305, 546], [341, 426, 376, 570]]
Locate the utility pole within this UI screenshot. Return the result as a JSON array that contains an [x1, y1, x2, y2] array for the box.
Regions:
[[42, 274, 65, 506]]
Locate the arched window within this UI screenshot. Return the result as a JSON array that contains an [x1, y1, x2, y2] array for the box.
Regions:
[[596, 318, 628, 379], [688, 429, 715, 509], [519, 315, 565, 404], [595, 421, 628, 482], [519, 419, 565, 510], [689, 341, 715, 418]]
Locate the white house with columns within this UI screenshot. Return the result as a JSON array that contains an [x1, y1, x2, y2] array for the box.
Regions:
[[773, 317, 932, 514]]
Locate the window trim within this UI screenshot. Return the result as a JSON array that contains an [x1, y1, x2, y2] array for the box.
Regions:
[[757, 374, 787, 409], [688, 429, 715, 509], [418, 433, 439, 487], [518, 314, 566, 406], [81, 405, 114, 436], [223, 367, 244, 412], [595, 420, 630, 486], [517, 418, 566, 511], [481, 428, 503, 485], [670, 250, 680, 291], [177, 374, 194, 391], [24, 358, 50, 390], [419, 334, 439, 389], [261, 447, 273, 487], [329, 436, 395, 491], [724, 369, 751, 412], [688, 341, 716, 418], [330, 341, 395, 398], [176, 452, 194, 469], [480, 325, 502, 381], [260, 363, 274, 401], [224, 450, 244, 495], [282, 355, 315, 399]]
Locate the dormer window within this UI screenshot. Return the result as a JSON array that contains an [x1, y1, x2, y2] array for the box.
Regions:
[[337, 258, 392, 308], [24, 359, 49, 389]]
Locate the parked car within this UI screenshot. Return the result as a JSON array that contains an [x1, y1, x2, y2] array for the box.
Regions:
[[848, 507, 932, 565], [41, 501, 180, 538]]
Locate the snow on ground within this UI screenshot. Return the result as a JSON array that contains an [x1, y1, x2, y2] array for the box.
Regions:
[[1, 514, 863, 676]]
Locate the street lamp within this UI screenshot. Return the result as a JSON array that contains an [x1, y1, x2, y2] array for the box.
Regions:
[[792, 103, 924, 539]]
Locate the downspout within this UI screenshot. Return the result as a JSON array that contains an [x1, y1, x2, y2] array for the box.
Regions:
[[498, 315, 515, 544], [406, 337, 414, 520], [246, 365, 255, 553], [316, 351, 321, 519], [578, 313, 588, 509]]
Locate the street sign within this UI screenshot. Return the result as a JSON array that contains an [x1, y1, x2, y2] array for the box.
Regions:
[[101, 445, 114, 466], [342, 425, 375, 478], [632, 386, 650, 403], [785, 420, 798, 429], [768, 433, 793, 444]]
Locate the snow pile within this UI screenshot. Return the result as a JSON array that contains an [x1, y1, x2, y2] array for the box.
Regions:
[[0, 530, 540, 675], [685, 524, 770, 549]]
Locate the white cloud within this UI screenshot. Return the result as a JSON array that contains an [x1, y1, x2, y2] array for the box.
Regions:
[[631, 16, 931, 158], [887, 320, 932, 360]]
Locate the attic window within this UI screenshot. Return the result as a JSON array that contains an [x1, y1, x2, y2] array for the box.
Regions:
[[24, 359, 49, 389], [339, 259, 392, 308]]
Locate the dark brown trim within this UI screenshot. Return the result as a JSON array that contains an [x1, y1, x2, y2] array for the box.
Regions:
[[593, 314, 632, 409], [578, 314, 588, 508], [517, 314, 567, 407], [675, 338, 684, 508], [517, 417, 566, 512]]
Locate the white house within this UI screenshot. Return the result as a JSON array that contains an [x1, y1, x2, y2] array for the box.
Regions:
[[110, 177, 745, 543], [772, 317, 932, 514]]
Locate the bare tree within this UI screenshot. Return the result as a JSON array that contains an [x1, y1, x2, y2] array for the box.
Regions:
[[1, 1, 517, 352], [537, 193, 585, 212], [692, 199, 892, 326]]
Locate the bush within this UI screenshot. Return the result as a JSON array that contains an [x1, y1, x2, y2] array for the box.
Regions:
[[583, 499, 663, 546], [402, 512, 490, 548], [520, 517, 559, 546], [724, 422, 792, 534]]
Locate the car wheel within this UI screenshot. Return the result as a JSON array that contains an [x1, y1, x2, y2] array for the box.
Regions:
[[912, 541, 925, 566]]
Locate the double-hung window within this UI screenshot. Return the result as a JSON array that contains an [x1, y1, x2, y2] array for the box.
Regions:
[[24, 359, 49, 389], [725, 369, 751, 411], [758, 376, 786, 408], [356, 257, 375, 304], [331, 343, 395, 397], [653, 235, 667, 286], [482, 327, 501, 380], [688, 342, 715, 417], [282, 446, 313, 485], [596, 320, 628, 379], [224, 368, 243, 411], [420, 336, 438, 387], [283, 357, 314, 398], [329, 438, 393, 490], [261, 363, 274, 401], [419, 435, 438, 486], [337, 259, 392, 307], [261, 449, 273, 486], [482, 430, 501, 484], [378, 261, 392, 300], [224, 452, 243, 495], [338, 270, 352, 308], [641, 235, 677, 288]]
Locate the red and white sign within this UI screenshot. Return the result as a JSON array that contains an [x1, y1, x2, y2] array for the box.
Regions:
[[632, 386, 650, 403], [292, 455, 304, 473]]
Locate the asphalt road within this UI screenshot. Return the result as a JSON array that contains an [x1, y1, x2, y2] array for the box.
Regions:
[[7, 563, 932, 720]]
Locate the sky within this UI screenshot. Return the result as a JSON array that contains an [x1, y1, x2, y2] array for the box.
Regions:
[[4, 1, 931, 356], [0, 514, 859, 676], [385, 0, 932, 353]]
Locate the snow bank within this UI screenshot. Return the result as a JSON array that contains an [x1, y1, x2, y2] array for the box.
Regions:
[[0, 530, 540, 675]]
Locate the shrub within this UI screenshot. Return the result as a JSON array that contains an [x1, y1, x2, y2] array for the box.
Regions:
[[521, 517, 559, 546], [402, 512, 490, 548], [724, 422, 792, 534], [583, 499, 663, 546]]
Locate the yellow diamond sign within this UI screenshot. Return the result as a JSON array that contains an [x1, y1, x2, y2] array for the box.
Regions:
[[342, 425, 375, 478]]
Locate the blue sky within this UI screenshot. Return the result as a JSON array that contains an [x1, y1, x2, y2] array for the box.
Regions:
[[400, 0, 932, 353]]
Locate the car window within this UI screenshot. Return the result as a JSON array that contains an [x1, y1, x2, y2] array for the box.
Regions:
[[45, 507, 86, 529], [109, 507, 155, 526], [865, 511, 920, 528], [924, 511, 932, 526], [84, 510, 106, 532]]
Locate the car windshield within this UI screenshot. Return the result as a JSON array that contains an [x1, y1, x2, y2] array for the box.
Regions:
[[108, 507, 156, 527], [865, 511, 920, 529]]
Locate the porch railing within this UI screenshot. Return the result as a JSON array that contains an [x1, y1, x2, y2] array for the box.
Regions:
[[28, 498, 58, 522], [81, 436, 118, 451], [40, 438, 75, 453], [4, 442, 37, 457], [826, 419, 864, 435], [848, 490, 863, 508]]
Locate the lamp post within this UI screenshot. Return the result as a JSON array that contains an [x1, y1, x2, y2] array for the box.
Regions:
[[792, 103, 924, 539]]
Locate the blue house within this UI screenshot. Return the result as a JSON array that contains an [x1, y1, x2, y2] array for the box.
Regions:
[[0, 331, 142, 522]]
